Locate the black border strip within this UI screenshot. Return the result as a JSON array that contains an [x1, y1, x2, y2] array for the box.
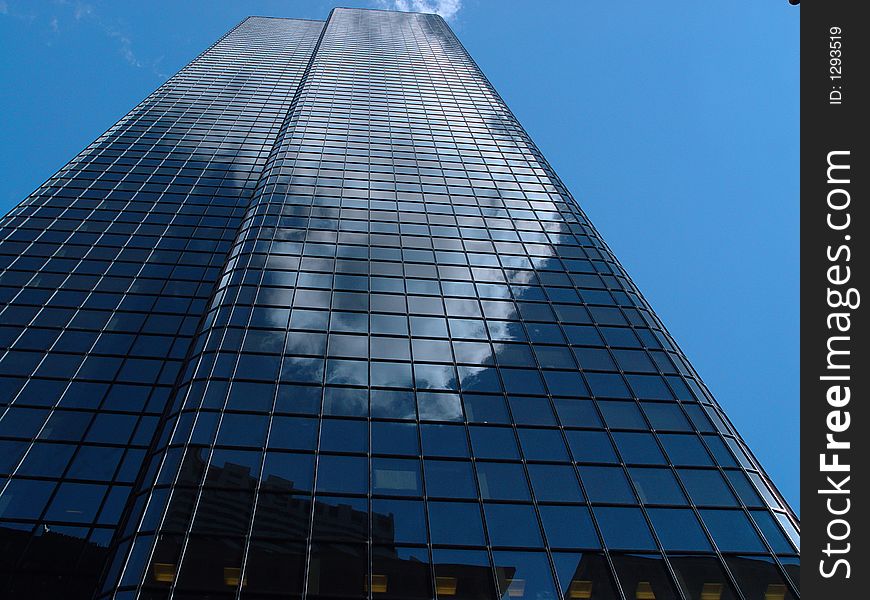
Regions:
[[801, 1, 868, 597]]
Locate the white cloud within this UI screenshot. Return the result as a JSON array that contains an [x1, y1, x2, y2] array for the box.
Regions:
[[105, 27, 143, 68], [376, 0, 463, 20], [74, 2, 94, 21]]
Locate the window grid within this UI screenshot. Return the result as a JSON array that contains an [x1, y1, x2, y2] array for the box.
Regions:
[[0, 9, 799, 600]]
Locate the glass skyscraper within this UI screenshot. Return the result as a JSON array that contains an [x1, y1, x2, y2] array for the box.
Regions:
[[0, 8, 798, 600]]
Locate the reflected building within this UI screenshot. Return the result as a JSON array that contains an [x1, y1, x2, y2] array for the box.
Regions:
[[0, 7, 799, 600]]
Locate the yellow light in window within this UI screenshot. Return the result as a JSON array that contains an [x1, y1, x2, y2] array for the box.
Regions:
[[371, 574, 388, 593], [569, 579, 593, 599], [700, 583, 723, 600], [507, 578, 526, 597], [436, 576, 458, 596], [152, 563, 175, 583], [636, 582, 656, 600], [223, 567, 246, 587], [764, 584, 786, 600]]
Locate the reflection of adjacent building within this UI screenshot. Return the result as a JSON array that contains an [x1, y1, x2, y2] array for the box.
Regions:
[[0, 525, 109, 598], [145, 456, 796, 599], [147, 456, 500, 598]]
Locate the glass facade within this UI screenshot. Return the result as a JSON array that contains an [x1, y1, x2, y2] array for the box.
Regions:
[[0, 8, 798, 600]]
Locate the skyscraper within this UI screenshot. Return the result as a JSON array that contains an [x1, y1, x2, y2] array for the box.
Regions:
[[0, 8, 798, 600]]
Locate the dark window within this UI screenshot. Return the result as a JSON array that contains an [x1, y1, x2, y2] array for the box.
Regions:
[[518, 428, 570, 461], [551, 552, 620, 600], [429, 501, 486, 546], [469, 426, 519, 459], [612, 432, 667, 465], [725, 556, 797, 600], [597, 400, 646, 429], [678, 469, 737, 506], [268, 416, 318, 450], [425, 459, 478, 499], [566, 430, 617, 463], [539, 505, 600, 549], [659, 434, 713, 466], [371, 421, 419, 455], [315, 455, 368, 495], [371, 498, 427, 544], [593, 507, 657, 550], [629, 468, 688, 505], [610, 554, 682, 600], [421, 423, 469, 457], [432, 549, 495, 600], [647, 508, 712, 551], [319, 418, 368, 453], [485, 503, 543, 547], [699, 509, 766, 552], [477, 462, 531, 500], [492, 551, 558, 599], [527, 464, 584, 503], [579, 466, 636, 504]]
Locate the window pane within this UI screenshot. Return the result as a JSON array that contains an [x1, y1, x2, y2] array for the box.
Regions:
[[492, 551, 558, 600], [469, 426, 519, 460], [553, 399, 601, 427], [508, 396, 556, 426], [585, 374, 631, 399], [429, 502, 485, 546], [312, 496, 368, 542], [612, 432, 666, 465], [641, 402, 691, 431], [579, 466, 635, 504], [659, 434, 713, 466], [551, 552, 620, 600], [245, 539, 306, 594], [371, 421, 420, 455], [45, 482, 107, 523], [319, 418, 368, 453], [725, 556, 797, 600], [315, 455, 368, 495], [647, 508, 712, 551], [216, 413, 268, 447], [699, 509, 766, 552], [372, 498, 427, 544], [372, 458, 422, 497], [308, 542, 367, 597], [539, 505, 600, 549], [597, 400, 646, 429], [372, 545, 433, 600], [629, 468, 687, 505], [566, 430, 617, 463], [463, 394, 510, 424], [477, 462, 531, 501], [432, 549, 495, 600], [678, 469, 737, 506], [268, 416, 318, 450], [484, 504, 543, 548], [610, 554, 681, 600], [667, 554, 740, 600], [593, 507, 656, 550], [527, 464, 584, 503], [418, 392, 463, 421], [251, 493, 310, 538], [261, 452, 314, 493], [518, 428, 569, 461], [750, 510, 798, 554], [421, 424, 469, 457], [425, 459, 478, 499]]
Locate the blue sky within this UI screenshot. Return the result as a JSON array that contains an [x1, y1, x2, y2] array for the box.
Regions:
[[0, 1, 800, 512]]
